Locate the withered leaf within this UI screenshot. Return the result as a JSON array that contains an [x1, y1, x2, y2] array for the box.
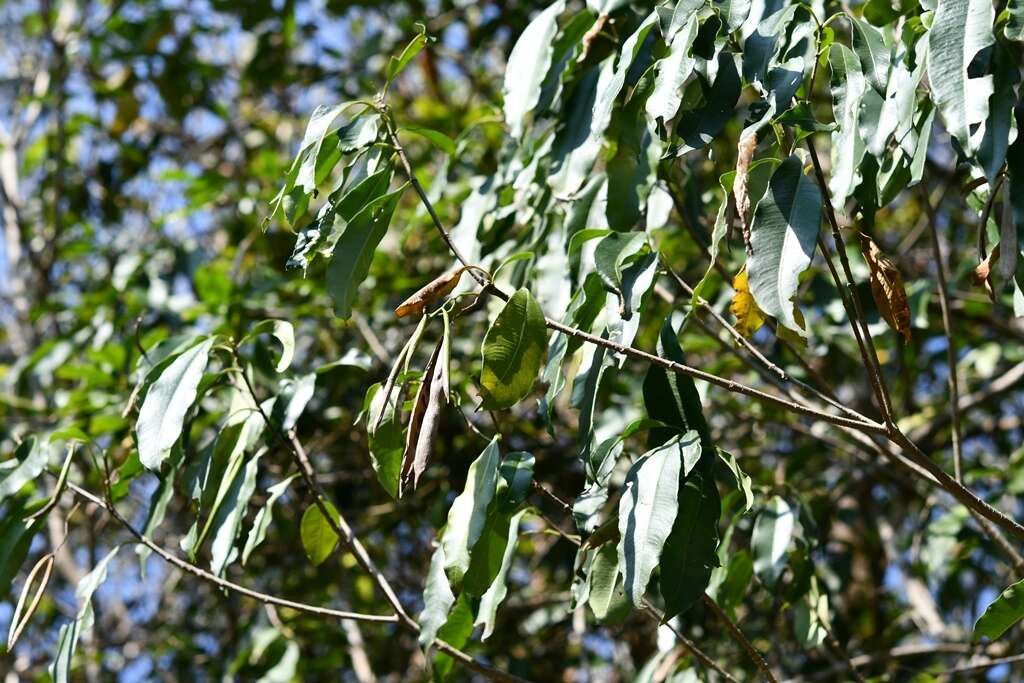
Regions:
[[973, 243, 999, 302], [734, 131, 758, 255], [859, 233, 911, 342], [395, 267, 470, 318], [730, 265, 767, 339], [399, 338, 446, 497]]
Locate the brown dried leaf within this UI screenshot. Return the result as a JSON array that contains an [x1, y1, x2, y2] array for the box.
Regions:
[[734, 131, 758, 255], [394, 266, 470, 318], [579, 13, 609, 63], [859, 234, 911, 342], [730, 265, 766, 339], [399, 339, 446, 497], [973, 243, 999, 302]]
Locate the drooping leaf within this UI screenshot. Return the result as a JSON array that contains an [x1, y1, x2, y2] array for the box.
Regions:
[[594, 231, 647, 318], [242, 474, 298, 566], [136, 337, 214, 470], [326, 184, 406, 319], [717, 448, 754, 513], [243, 320, 295, 373], [926, 0, 995, 156], [730, 265, 767, 339], [210, 451, 263, 576], [975, 578, 1024, 641], [50, 547, 120, 683], [660, 469, 720, 619], [617, 436, 687, 605], [441, 437, 501, 585], [828, 43, 868, 211], [747, 155, 821, 334], [646, 15, 698, 123], [479, 288, 548, 410], [0, 498, 46, 597], [418, 544, 456, 649], [588, 542, 632, 623], [402, 126, 457, 156], [751, 496, 795, 584], [300, 499, 340, 566], [0, 437, 48, 500], [370, 419, 404, 499], [503, 0, 566, 137], [476, 509, 528, 640]]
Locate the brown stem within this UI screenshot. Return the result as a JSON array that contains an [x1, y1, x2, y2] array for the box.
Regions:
[[703, 594, 779, 682]]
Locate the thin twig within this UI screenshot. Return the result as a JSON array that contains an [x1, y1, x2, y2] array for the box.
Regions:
[[65, 481, 399, 624], [702, 594, 778, 682]]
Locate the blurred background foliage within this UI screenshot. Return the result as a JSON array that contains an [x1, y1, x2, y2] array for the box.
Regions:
[[2, 0, 1024, 681]]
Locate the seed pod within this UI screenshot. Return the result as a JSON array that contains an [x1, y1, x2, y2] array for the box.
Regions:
[[859, 233, 911, 342], [394, 266, 470, 318]]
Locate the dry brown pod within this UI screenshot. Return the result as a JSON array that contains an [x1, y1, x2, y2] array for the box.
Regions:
[[394, 265, 488, 318], [734, 130, 758, 255], [859, 233, 911, 342]]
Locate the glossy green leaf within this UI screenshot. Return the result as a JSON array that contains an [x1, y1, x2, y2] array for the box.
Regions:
[[136, 337, 214, 470], [300, 500, 340, 566], [617, 436, 688, 605], [476, 509, 527, 640], [646, 15, 698, 122], [243, 320, 295, 373], [747, 155, 821, 334], [479, 288, 548, 410], [828, 44, 867, 212], [326, 184, 405, 319], [0, 437, 48, 500], [751, 496, 795, 584], [660, 470, 720, 619], [50, 547, 119, 683], [242, 474, 298, 566], [418, 544, 456, 648], [442, 437, 501, 584], [589, 542, 631, 623], [403, 126, 457, 156], [503, 0, 565, 137], [927, 0, 995, 156], [975, 578, 1024, 640], [387, 25, 429, 83]]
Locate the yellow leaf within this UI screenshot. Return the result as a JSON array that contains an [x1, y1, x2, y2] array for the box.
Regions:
[[730, 265, 767, 339], [859, 234, 911, 342]]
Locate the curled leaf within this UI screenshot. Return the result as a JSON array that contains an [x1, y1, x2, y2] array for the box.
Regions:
[[730, 265, 767, 339], [734, 131, 758, 255], [395, 267, 468, 318], [859, 233, 911, 342], [973, 243, 998, 301]]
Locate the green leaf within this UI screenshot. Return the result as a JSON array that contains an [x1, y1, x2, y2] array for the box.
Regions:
[[479, 288, 548, 410], [926, 0, 995, 156], [387, 25, 429, 84], [0, 437, 48, 500], [978, 42, 1020, 184], [660, 469, 720, 619], [243, 320, 295, 373], [242, 474, 298, 566], [136, 337, 214, 470], [369, 419, 403, 499], [595, 231, 647, 316], [646, 15, 698, 122], [975, 578, 1024, 641], [476, 509, 527, 639], [294, 103, 375, 194], [642, 317, 712, 449], [675, 51, 742, 154], [751, 496, 795, 584], [850, 17, 891, 96], [210, 452, 263, 576], [503, 0, 565, 137], [747, 155, 821, 334], [617, 435, 691, 605], [418, 544, 456, 648], [402, 126, 457, 156], [1008, 0, 1024, 40], [326, 184, 406, 319], [0, 498, 46, 597], [717, 448, 754, 513], [828, 44, 868, 212], [300, 500, 340, 566], [588, 542, 632, 623], [441, 437, 501, 584], [50, 547, 120, 683]]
